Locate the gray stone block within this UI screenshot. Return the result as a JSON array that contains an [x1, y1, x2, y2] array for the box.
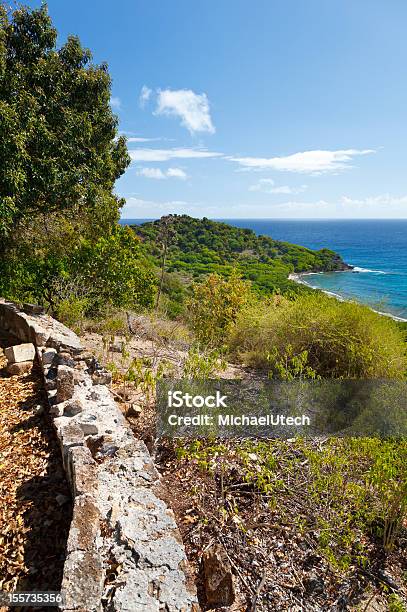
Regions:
[[42, 347, 57, 365], [57, 365, 75, 402], [5, 342, 35, 364], [61, 549, 104, 612]]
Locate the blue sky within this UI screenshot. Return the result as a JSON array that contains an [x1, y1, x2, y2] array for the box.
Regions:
[[28, 0, 407, 218]]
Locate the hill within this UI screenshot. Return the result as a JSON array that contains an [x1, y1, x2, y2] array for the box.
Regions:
[[132, 215, 351, 295]]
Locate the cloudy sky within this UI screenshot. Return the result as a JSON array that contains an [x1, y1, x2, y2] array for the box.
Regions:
[[29, 0, 407, 218]]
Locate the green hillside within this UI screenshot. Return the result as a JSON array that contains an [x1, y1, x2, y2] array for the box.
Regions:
[[132, 215, 351, 295]]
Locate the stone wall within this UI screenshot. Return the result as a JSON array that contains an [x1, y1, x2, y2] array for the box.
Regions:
[[0, 299, 198, 612]]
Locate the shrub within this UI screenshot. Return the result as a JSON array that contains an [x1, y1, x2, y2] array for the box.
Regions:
[[188, 271, 252, 346], [182, 346, 227, 379], [228, 292, 407, 379]]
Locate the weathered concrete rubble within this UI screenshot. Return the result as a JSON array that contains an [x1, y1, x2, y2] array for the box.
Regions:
[[0, 299, 198, 612]]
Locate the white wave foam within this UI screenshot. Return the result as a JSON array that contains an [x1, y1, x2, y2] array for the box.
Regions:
[[351, 267, 387, 274]]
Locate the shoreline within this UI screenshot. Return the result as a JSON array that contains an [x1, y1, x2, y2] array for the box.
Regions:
[[288, 272, 407, 323]]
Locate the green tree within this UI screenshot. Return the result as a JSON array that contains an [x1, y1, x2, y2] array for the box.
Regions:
[[0, 3, 129, 241]]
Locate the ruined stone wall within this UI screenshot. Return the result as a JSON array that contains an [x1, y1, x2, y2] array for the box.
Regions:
[[0, 299, 198, 612]]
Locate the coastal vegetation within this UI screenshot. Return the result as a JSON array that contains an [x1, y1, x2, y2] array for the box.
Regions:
[[133, 214, 350, 297]]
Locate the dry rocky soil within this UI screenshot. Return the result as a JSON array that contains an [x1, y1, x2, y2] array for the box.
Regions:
[[0, 333, 72, 611]]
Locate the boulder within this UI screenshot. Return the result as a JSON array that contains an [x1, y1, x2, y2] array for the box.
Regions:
[[126, 403, 142, 417], [22, 303, 45, 315], [203, 544, 235, 607], [56, 351, 76, 367], [64, 399, 83, 417], [5, 342, 35, 364]]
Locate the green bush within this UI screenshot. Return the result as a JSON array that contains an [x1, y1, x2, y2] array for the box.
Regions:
[[228, 292, 407, 379], [188, 271, 252, 346]]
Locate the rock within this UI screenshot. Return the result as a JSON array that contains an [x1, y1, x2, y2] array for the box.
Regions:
[[66, 494, 100, 553], [109, 341, 124, 353], [5, 342, 35, 364], [50, 403, 64, 418], [45, 377, 57, 391], [78, 415, 99, 436], [68, 446, 98, 497], [126, 403, 142, 417], [203, 544, 235, 607], [305, 572, 325, 594], [22, 303, 45, 315], [33, 404, 44, 416], [61, 549, 104, 611], [29, 321, 49, 346], [7, 361, 33, 376], [42, 347, 57, 365], [74, 369, 88, 386], [56, 493, 70, 506], [64, 399, 83, 417], [56, 420, 85, 448], [92, 369, 112, 386], [56, 351, 75, 367], [57, 365, 75, 402]]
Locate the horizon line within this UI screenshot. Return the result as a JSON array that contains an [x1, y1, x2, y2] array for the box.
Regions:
[[120, 216, 407, 221]]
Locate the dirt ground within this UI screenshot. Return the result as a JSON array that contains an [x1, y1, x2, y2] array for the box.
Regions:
[[0, 334, 72, 609]]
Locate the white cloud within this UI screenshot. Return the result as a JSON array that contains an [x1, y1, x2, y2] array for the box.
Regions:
[[129, 147, 222, 162], [155, 88, 215, 134], [340, 194, 407, 207], [139, 85, 152, 108], [249, 178, 308, 194], [137, 167, 188, 180], [127, 136, 161, 143], [137, 168, 166, 180], [230, 149, 376, 175], [167, 167, 187, 180], [110, 96, 121, 110], [244, 193, 407, 218]]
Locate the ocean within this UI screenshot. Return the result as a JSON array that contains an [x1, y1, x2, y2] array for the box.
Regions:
[[121, 218, 407, 321]]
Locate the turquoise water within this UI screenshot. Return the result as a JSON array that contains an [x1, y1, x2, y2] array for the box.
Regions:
[[220, 219, 407, 321], [121, 218, 407, 320]]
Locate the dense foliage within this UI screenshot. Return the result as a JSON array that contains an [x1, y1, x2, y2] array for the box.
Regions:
[[188, 272, 252, 346], [0, 4, 155, 313], [132, 215, 350, 296], [0, 3, 129, 239], [228, 292, 407, 379]]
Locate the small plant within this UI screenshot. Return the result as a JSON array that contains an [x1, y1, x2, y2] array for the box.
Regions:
[[123, 357, 166, 403], [388, 594, 407, 612], [183, 346, 227, 380], [267, 344, 319, 380], [368, 440, 407, 551]]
